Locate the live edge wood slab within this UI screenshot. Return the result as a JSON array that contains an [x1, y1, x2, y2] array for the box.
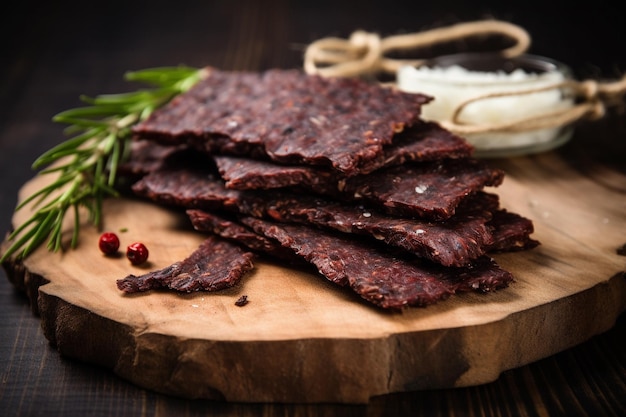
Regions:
[[2, 151, 625, 404]]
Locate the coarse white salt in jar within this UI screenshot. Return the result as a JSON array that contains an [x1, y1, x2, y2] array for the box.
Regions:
[[397, 53, 575, 157]]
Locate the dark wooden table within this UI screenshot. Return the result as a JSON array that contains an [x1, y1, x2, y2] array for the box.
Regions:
[[2, 1, 625, 416]]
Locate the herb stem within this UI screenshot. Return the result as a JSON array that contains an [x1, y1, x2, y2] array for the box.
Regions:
[[1, 66, 203, 262]]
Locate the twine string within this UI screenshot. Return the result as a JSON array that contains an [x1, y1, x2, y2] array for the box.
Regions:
[[304, 20, 626, 136], [443, 76, 626, 134], [304, 20, 531, 78]]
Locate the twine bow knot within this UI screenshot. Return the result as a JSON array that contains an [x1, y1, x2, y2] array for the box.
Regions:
[[304, 20, 531, 78], [304, 20, 626, 136]]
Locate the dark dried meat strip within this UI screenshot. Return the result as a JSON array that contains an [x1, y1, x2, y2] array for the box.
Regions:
[[214, 121, 474, 190], [131, 165, 241, 211], [339, 159, 505, 219], [133, 148, 502, 221], [185, 209, 300, 263], [241, 217, 513, 309], [435, 256, 516, 294], [132, 68, 431, 176], [116, 236, 255, 293], [132, 163, 509, 266], [487, 210, 540, 252], [185, 191, 538, 266], [216, 155, 503, 220], [117, 139, 187, 178], [214, 155, 336, 191], [383, 121, 474, 166], [234, 191, 499, 267]]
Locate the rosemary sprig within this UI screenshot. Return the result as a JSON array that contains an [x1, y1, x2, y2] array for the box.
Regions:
[[1, 66, 203, 262]]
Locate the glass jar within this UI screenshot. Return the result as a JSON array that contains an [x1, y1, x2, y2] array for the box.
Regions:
[[397, 53, 574, 157]]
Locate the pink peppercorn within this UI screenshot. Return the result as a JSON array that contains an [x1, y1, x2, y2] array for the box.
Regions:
[[126, 242, 149, 265]]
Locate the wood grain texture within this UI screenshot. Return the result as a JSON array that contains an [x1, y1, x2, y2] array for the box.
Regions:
[[3, 148, 625, 403]]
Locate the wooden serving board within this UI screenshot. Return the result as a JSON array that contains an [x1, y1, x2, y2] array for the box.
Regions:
[[3, 151, 626, 404]]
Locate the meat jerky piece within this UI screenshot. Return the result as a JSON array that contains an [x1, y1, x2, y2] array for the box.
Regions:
[[338, 159, 505, 219], [132, 68, 431, 175], [382, 121, 474, 166], [214, 155, 336, 191], [218, 156, 503, 220], [215, 121, 474, 190], [116, 236, 255, 293], [186, 209, 301, 263], [236, 192, 500, 267], [133, 146, 503, 222], [131, 166, 242, 211], [117, 140, 186, 178], [241, 217, 513, 309], [487, 210, 540, 252], [133, 163, 506, 266], [437, 256, 515, 293]]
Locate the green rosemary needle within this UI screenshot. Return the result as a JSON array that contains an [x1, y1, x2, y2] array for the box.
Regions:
[[1, 66, 203, 262]]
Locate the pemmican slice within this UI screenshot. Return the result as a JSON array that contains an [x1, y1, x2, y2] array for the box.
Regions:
[[214, 121, 474, 189], [240, 217, 514, 310], [116, 236, 255, 293], [131, 68, 431, 176]]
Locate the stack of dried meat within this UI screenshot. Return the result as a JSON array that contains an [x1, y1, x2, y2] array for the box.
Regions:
[[116, 67, 538, 310]]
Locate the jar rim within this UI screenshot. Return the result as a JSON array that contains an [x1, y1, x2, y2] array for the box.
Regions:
[[421, 52, 571, 77]]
